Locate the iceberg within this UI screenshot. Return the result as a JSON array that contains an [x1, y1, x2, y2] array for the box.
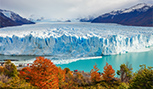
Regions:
[[0, 22, 153, 58]]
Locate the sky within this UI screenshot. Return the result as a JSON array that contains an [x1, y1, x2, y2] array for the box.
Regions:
[[0, 0, 152, 19]]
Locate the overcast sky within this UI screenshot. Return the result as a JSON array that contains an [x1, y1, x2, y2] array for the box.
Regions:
[[0, 0, 152, 19]]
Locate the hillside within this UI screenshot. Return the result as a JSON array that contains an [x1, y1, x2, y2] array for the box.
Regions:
[[0, 9, 35, 28], [91, 3, 153, 26]]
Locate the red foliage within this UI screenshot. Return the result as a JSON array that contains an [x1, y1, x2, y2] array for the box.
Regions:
[[20, 67, 31, 81], [103, 62, 115, 82], [90, 64, 101, 82], [20, 56, 59, 89]]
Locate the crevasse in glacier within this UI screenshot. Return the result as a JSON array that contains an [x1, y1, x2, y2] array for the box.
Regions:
[[0, 22, 153, 57]]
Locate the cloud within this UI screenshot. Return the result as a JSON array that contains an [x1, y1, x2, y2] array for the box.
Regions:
[[0, 0, 152, 19]]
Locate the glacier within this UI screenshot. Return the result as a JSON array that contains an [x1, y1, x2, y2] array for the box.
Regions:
[[0, 22, 153, 59]]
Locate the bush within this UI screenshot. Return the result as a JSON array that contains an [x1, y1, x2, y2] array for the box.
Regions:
[[4, 60, 18, 77], [118, 83, 129, 89], [129, 64, 153, 89], [0, 66, 4, 74], [64, 67, 70, 74], [0, 74, 10, 84], [0, 75, 36, 89]]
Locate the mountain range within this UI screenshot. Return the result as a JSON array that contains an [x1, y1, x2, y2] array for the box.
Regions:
[[0, 9, 35, 28], [91, 3, 153, 26], [0, 3, 152, 27]]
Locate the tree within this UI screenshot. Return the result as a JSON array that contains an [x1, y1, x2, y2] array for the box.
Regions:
[[3, 60, 18, 77], [103, 62, 115, 82], [57, 67, 65, 88], [19, 67, 31, 82], [129, 64, 153, 89], [117, 62, 132, 82], [90, 64, 101, 83], [20, 56, 59, 89]]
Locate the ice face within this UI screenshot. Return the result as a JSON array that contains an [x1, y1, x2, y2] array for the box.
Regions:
[[0, 22, 153, 58]]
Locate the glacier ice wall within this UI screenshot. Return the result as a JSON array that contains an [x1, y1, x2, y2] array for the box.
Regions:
[[0, 34, 153, 57], [0, 22, 153, 57]]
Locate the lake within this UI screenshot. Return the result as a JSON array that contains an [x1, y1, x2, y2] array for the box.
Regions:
[[56, 49, 153, 74], [0, 49, 153, 75]]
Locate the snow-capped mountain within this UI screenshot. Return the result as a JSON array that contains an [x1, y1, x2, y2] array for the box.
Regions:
[[0, 9, 35, 28], [92, 3, 153, 26]]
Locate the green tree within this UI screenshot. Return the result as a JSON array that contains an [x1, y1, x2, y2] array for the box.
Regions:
[[129, 64, 153, 89], [4, 60, 18, 77], [117, 62, 132, 82]]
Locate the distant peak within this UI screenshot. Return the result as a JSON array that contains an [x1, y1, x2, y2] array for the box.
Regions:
[[130, 3, 150, 9], [135, 3, 152, 6], [121, 3, 152, 13]]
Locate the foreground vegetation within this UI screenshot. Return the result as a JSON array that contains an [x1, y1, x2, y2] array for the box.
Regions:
[[0, 56, 152, 89]]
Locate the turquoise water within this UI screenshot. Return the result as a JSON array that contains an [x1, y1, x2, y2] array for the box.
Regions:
[[0, 50, 152, 75], [57, 50, 153, 74]]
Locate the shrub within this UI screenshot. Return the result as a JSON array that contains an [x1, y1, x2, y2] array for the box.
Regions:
[[129, 64, 153, 89], [118, 83, 129, 89], [0, 74, 10, 84], [4, 60, 18, 77], [64, 67, 70, 74], [0, 66, 4, 74], [0, 76, 37, 89]]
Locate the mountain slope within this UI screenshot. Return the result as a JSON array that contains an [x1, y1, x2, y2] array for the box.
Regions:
[[0, 9, 35, 28], [91, 3, 153, 26]]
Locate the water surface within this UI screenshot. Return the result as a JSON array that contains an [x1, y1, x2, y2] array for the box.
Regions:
[[0, 50, 152, 75], [57, 50, 153, 74]]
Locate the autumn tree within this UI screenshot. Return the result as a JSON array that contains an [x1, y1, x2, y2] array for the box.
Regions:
[[117, 62, 132, 82], [57, 67, 65, 88], [20, 56, 59, 89], [19, 67, 31, 82], [103, 62, 115, 82], [90, 64, 101, 83]]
